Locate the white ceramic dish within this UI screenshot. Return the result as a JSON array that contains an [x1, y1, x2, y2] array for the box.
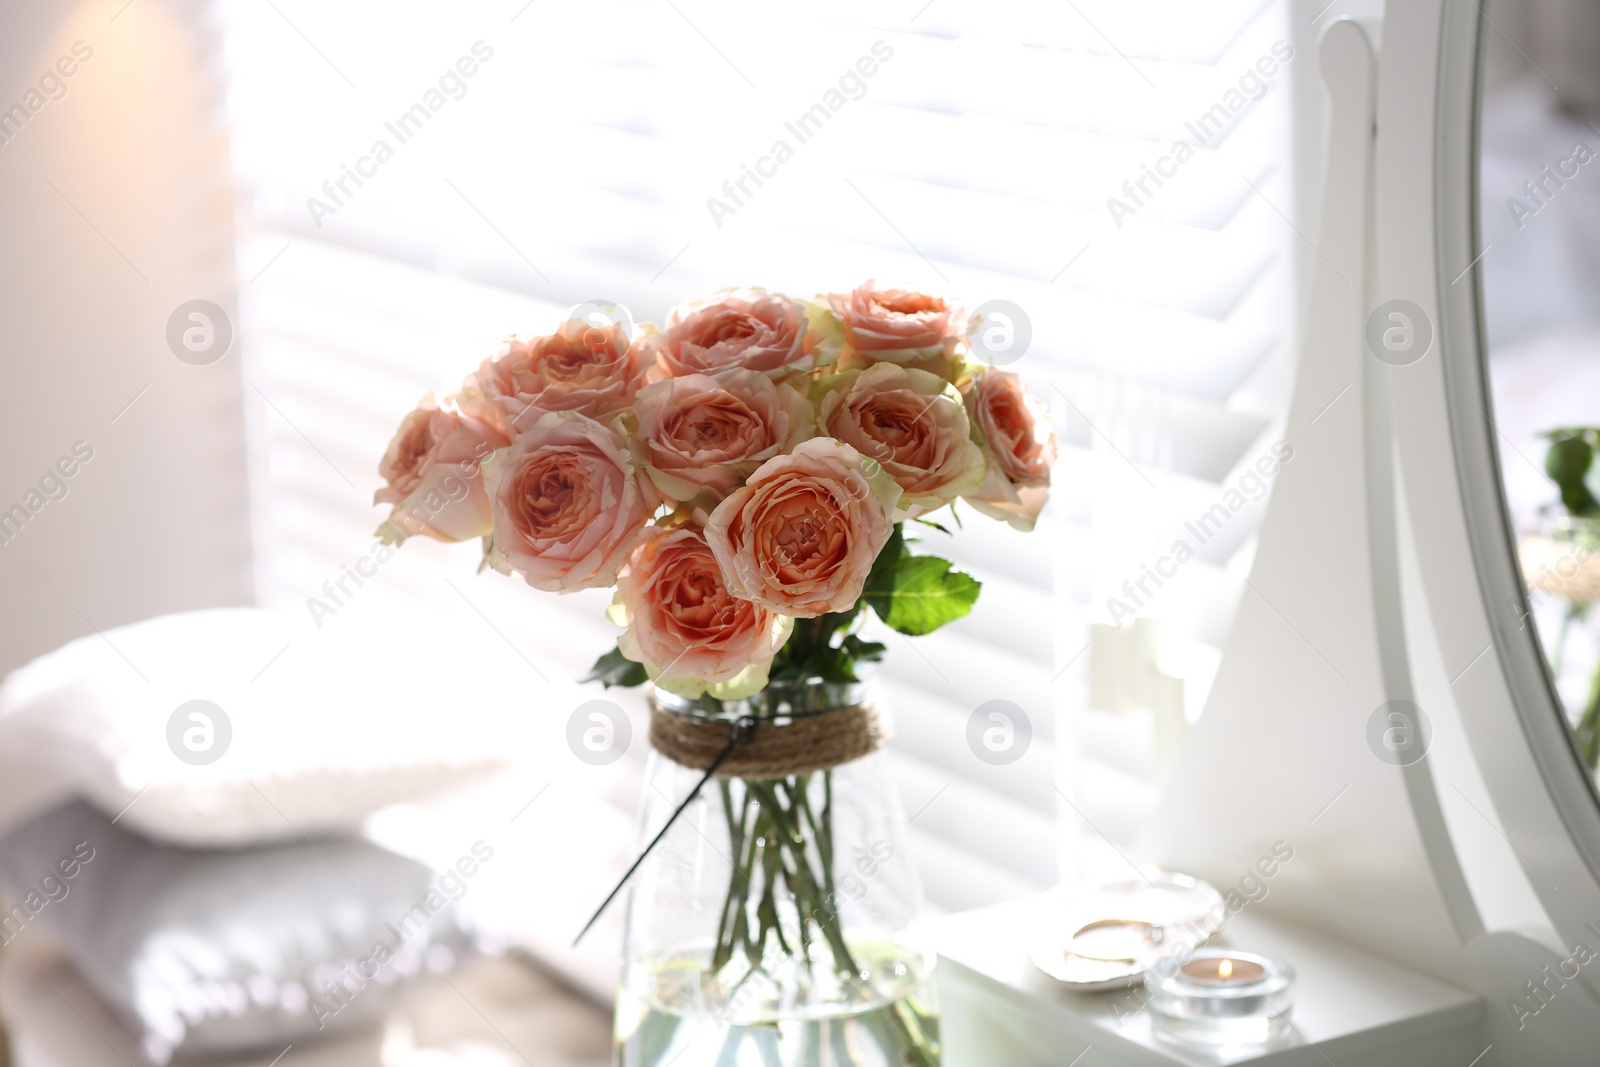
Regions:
[[1026, 870, 1226, 991]]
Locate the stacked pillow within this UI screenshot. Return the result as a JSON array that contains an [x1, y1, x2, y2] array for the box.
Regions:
[[0, 608, 511, 846], [0, 802, 501, 1063], [0, 608, 516, 1064]]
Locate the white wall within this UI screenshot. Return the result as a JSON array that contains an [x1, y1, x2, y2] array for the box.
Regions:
[[0, 0, 253, 681]]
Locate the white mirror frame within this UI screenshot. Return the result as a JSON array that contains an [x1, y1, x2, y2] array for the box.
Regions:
[[1380, 0, 1600, 951]]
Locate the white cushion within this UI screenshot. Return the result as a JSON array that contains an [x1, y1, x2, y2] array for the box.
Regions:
[[0, 607, 511, 847]]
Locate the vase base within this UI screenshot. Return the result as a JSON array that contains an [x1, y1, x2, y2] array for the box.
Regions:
[[616, 944, 939, 1067]]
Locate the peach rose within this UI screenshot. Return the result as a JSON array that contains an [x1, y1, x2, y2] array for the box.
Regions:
[[963, 370, 1057, 532], [633, 370, 814, 506], [609, 525, 793, 699], [706, 438, 900, 618], [465, 318, 652, 435], [375, 394, 509, 543], [818, 363, 986, 517], [481, 412, 659, 592], [656, 288, 822, 379], [828, 280, 964, 371]]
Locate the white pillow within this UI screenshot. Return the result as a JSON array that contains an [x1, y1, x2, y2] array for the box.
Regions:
[[0, 607, 512, 847]]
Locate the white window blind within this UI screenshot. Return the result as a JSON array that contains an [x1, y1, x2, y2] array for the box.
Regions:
[[219, 0, 1298, 971]]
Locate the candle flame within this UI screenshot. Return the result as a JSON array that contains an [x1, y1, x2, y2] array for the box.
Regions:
[[1218, 958, 1233, 980]]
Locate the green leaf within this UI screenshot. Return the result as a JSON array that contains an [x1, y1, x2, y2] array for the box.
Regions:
[[842, 635, 887, 662], [768, 642, 864, 686], [1545, 432, 1599, 516], [865, 523, 909, 590], [865, 552, 982, 636], [766, 610, 865, 684], [580, 645, 648, 688], [812, 646, 863, 684], [767, 663, 803, 684]]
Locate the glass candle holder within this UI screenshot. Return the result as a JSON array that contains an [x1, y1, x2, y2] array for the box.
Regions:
[[1145, 949, 1295, 1047]]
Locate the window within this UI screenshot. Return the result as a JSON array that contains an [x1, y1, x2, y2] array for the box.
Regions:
[[221, 0, 1299, 979]]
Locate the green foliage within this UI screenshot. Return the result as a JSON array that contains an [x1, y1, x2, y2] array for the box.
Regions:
[[1544, 428, 1600, 517], [581, 645, 648, 688], [863, 523, 982, 636], [768, 610, 877, 685]]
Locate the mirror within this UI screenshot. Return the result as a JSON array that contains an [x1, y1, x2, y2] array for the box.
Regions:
[[1478, 1, 1600, 777]]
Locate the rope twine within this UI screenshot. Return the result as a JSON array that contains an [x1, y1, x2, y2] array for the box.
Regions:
[[648, 695, 891, 779]]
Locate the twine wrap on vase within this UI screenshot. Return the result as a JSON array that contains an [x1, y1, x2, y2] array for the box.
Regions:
[[648, 683, 891, 779]]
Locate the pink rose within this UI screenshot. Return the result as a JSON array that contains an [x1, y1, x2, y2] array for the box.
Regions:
[[610, 525, 793, 699], [656, 288, 821, 379], [633, 370, 814, 506], [962, 370, 1057, 532], [706, 438, 900, 618], [465, 318, 652, 435], [375, 394, 509, 543], [482, 412, 659, 592], [818, 363, 986, 516], [828, 280, 964, 371]]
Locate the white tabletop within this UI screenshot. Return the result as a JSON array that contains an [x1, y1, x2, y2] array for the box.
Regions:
[[934, 893, 1486, 1066]]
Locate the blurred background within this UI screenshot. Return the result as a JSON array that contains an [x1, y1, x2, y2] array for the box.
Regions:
[[1479, 0, 1600, 761]]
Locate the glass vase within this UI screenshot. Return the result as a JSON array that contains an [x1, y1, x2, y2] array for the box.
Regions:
[[615, 680, 940, 1067]]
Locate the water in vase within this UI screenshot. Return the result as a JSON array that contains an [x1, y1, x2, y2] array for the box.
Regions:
[[616, 940, 939, 1067]]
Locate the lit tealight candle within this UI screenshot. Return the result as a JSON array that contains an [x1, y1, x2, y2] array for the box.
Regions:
[[1146, 950, 1295, 1048], [1179, 955, 1267, 984]]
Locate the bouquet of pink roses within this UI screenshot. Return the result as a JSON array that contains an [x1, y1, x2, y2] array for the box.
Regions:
[[374, 281, 1057, 700]]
